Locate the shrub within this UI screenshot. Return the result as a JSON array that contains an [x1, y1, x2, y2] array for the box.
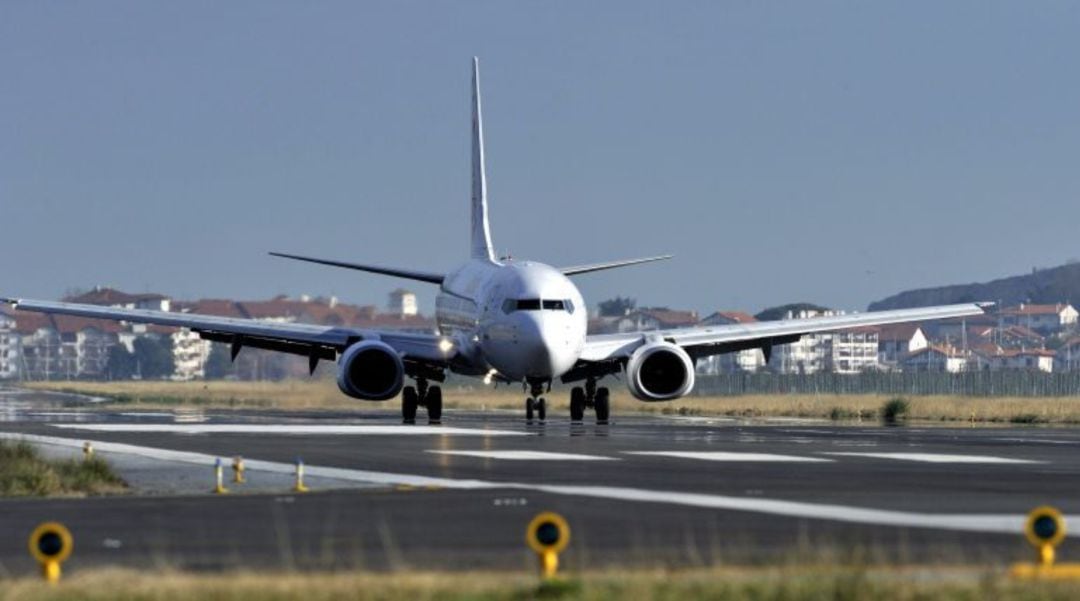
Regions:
[[881, 397, 910, 423]]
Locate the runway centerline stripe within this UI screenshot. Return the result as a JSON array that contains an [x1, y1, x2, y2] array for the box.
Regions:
[[823, 452, 1041, 464], [2, 432, 1056, 536], [48, 424, 526, 436], [427, 450, 617, 461], [625, 451, 832, 463]]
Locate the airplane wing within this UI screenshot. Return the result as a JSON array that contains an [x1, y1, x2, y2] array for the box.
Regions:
[[579, 303, 989, 363], [0, 298, 456, 369]]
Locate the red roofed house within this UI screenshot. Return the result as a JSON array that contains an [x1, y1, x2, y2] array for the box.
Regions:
[[900, 345, 969, 373], [615, 308, 699, 334], [697, 310, 765, 374], [877, 324, 928, 365], [1056, 338, 1080, 372], [972, 347, 1056, 373], [1000, 303, 1078, 335]]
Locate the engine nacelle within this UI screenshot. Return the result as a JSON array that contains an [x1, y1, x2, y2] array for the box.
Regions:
[[336, 340, 405, 401], [626, 341, 695, 401]]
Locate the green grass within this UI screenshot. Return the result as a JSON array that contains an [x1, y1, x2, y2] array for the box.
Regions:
[[1, 567, 1079, 600], [0, 441, 127, 497]]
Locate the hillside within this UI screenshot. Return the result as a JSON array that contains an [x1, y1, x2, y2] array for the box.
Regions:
[[868, 262, 1080, 311]]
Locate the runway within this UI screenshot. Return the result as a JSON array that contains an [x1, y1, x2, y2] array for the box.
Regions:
[[1, 387, 1078, 574]]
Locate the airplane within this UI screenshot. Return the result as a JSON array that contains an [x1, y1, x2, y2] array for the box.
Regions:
[[2, 58, 987, 425]]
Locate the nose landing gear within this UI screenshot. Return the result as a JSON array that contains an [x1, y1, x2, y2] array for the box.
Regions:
[[570, 377, 609, 424], [402, 378, 442, 425], [525, 380, 548, 422]]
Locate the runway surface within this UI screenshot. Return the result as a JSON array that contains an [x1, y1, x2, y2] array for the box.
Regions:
[[1, 386, 1078, 574]]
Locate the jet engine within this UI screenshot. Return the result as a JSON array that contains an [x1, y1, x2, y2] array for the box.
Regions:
[[336, 340, 405, 401], [626, 341, 695, 401]]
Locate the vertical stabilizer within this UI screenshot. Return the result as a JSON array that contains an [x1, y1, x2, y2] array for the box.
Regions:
[[471, 57, 496, 262]]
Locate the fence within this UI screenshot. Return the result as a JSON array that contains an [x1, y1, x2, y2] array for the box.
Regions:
[[692, 371, 1080, 397]]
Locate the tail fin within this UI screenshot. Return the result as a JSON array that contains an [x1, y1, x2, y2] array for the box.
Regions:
[[471, 57, 496, 262]]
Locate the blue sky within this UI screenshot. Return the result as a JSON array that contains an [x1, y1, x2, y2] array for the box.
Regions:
[[3, 2, 1078, 315]]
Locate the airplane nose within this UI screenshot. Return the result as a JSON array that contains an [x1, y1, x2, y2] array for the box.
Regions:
[[516, 313, 573, 377]]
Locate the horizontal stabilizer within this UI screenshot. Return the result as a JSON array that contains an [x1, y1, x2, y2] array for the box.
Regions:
[[269, 252, 445, 284], [560, 255, 673, 276]]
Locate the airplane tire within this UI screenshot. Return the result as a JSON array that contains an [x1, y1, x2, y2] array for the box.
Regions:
[[536, 397, 546, 421], [427, 386, 443, 424], [570, 387, 585, 422], [525, 397, 534, 421], [402, 386, 419, 424], [595, 387, 610, 424]]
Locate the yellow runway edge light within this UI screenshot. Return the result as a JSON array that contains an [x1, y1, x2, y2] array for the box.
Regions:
[[526, 511, 570, 580], [29, 522, 73, 584], [1011, 505, 1080, 579]]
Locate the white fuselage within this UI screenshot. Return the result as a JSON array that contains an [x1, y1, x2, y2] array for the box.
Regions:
[[435, 260, 587, 381]]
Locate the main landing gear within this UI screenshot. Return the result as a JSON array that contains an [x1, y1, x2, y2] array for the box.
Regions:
[[402, 378, 442, 425], [525, 380, 547, 422], [570, 377, 610, 425]]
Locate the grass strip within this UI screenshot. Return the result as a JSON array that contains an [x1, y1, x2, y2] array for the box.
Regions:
[[0, 440, 126, 497], [1, 567, 1079, 601]]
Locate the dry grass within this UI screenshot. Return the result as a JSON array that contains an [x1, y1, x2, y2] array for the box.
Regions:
[[1, 566, 1079, 601], [0, 440, 126, 497], [23, 380, 1080, 424]]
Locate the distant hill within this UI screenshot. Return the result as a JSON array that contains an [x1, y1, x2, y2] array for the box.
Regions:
[[868, 262, 1080, 311]]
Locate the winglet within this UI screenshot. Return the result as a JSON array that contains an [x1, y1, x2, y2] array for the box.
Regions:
[[471, 57, 496, 262]]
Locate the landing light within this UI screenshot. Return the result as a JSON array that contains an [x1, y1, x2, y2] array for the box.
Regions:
[[438, 339, 454, 354], [483, 369, 498, 385]]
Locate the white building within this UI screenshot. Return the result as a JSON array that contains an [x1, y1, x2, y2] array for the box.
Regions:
[[769, 309, 840, 374], [388, 289, 418, 317], [826, 328, 880, 374], [170, 329, 212, 380], [0, 310, 19, 380], [900, 345, 968, 373]]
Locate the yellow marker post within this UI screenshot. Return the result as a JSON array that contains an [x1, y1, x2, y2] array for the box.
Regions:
[[232, 456, 246, 484], [28, 522, 73, 584], [1011, 506, 1080, 579], [526, 512, 570, 580], [82, 441, 93, 460], [294, 457, 309, 493], [213, 457, 228, 494]]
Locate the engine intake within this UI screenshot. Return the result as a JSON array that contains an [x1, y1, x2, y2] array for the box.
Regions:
[[336, 340, 405, 401], [626, 341, 695, 401]]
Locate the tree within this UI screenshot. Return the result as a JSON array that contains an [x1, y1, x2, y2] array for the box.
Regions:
[[105, 345, 137, 380], [203, 343, 235, 379], [133, 336, 175, 379], [598, 296, 636, 317]]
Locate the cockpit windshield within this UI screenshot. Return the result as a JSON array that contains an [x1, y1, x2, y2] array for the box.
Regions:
[[502, 298, 575, 314]]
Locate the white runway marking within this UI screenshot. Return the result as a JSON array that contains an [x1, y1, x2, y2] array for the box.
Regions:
[[49, 424, 526, 436], [823, 452, 1040, 464], [626, 451, 832, 463], [427, 450, 617, 461], [1, 432, 1060, 535]]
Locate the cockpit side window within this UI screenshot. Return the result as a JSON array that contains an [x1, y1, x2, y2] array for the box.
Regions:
[[542, 300, 565, 311], [517, 299, 541, 310]]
